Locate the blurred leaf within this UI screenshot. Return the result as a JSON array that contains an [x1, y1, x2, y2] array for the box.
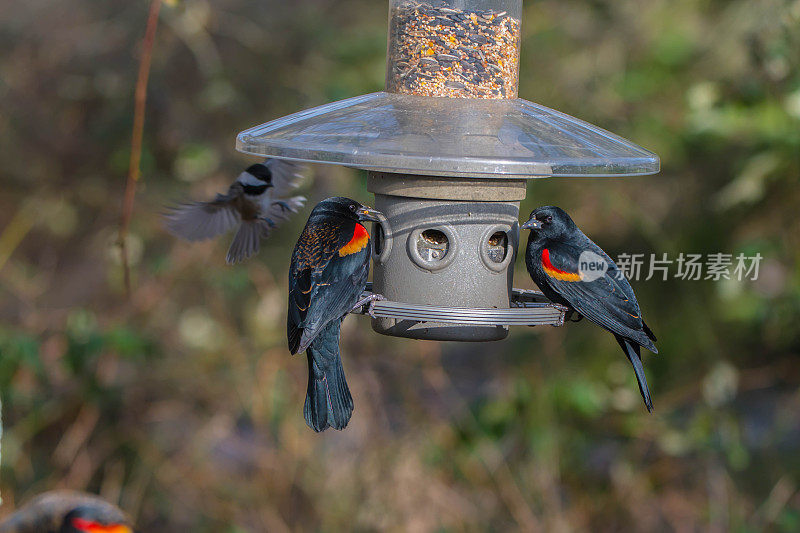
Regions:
[[0, 331, 43, 388], [105, 325, 156, 361], [174, 143, 220, 183], [714, 152, 781, 209]]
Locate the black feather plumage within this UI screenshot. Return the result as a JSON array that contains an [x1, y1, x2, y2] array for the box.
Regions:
[[523, 206, 659, 412], [287, 197, 375, 432]]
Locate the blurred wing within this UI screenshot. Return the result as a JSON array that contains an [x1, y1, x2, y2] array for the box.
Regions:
[[542, 242, 652, 347], [265, 159, 305, 197], [164, 192, 241, 241], [228, 196, 305, 264], [226, 218, 274, 264]]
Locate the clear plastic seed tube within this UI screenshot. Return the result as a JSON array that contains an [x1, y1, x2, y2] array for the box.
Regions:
[[386, 0, 522, 99]]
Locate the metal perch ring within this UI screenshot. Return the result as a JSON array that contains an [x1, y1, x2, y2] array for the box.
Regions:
[[351, 283, 566, 327]]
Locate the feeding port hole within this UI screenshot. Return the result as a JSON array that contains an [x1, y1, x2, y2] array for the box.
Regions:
[[418, 229, 449, 261], [486, 231, 508, 263], [372, 223, 384, 256]]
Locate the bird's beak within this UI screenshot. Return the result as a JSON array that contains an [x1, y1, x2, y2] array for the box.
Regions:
[[356, 206, 383, 222], [521, 219, 541, 231]]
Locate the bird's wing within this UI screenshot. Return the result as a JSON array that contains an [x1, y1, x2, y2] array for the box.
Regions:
[[302, 245, 369, 337], [265, 159, 305, 198], [227, 195, 306, 265], [164, 189, 242, 242], [287, 221, 368, 353], [539, 241, 654, 350], [288, 221, 348, 352], [226, 218, 275, 264]]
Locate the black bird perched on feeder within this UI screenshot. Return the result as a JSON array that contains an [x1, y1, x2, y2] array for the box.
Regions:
[[165, 158, 306, 264], [287, 197, 384, 432], [521, 206, 658, 412], [0, 490, 134, 533]]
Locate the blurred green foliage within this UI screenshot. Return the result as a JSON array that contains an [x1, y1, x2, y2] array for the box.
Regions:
[[1, 0, 799, 530]]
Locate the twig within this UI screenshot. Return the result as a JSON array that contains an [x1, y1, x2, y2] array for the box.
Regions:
[[0, 205, 36, 273], [1, 396, 3, 504], [752, 476, 797, 530], [118, 0, 162, 297]]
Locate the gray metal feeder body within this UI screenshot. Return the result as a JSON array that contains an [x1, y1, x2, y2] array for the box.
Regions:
[[236, 0, 660, 342], [369, 174, 523, 341]]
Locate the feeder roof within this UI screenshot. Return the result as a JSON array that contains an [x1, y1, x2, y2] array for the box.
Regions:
[[236, 92, 659, 178]]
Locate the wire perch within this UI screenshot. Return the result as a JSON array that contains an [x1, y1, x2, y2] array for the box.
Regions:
[[351, 283, 566, 327]]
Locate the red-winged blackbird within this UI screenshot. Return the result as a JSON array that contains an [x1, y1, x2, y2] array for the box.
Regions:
[[522, 206, 658, 412], [287, 197, 383, 432], [165, 158, 306, 264], [0, 490, 133, 533]]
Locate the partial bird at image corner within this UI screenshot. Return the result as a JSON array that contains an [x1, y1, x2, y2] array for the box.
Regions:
[[0, 490, 134, 533]]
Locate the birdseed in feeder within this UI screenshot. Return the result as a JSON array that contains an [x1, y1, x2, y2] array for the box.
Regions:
[[386, 1, 521, 99]]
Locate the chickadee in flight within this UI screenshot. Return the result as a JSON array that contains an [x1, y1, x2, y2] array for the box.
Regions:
[[165, 158, 306, 264]]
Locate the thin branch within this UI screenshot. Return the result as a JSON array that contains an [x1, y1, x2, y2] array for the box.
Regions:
[[119, 0, 162, 297], [0, 205, 36, 274]]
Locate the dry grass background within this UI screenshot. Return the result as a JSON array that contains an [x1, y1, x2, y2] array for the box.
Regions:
[[1, 0, 799, 531]]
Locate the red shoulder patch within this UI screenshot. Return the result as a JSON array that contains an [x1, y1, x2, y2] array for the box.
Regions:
[[71, 517, 131, 533], [542, 248, 582, 282], [339, 223, 369, 257]]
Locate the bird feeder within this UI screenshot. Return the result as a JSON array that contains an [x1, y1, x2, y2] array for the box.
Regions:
[[236, 0, 659, 341]]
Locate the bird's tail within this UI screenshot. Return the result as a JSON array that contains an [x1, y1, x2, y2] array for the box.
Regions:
[[304, 321, 354, 432], [616, 336, 654, 413], [226, 218, 274, 264]]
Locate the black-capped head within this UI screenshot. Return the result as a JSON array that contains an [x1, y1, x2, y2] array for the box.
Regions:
[[520, 206, 577, 241], [61, 505, 133, 533], [245, 163, 273, 184], [310, 197, 383, 223]]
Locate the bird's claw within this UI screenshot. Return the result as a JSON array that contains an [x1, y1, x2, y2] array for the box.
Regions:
[[366, 294, 387, 318], [548, 302, 572, 327], [261, 217, 277, 229], [351, 293, 387, 318], [273, 200, 291, 213]]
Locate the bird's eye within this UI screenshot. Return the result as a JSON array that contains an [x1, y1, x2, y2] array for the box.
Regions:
[[536, 213, 553, 224], [350, 204, 357, 211], [545, 215, 553, 223]]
